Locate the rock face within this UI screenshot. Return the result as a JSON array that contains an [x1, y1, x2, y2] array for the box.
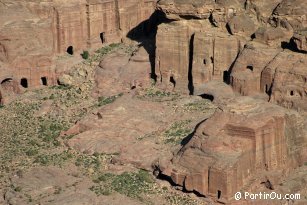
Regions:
[[155, 0, 307, 111], [155, 0, 248, 94], [0, 0, 157, 103], [158, 97, 305, 201], [293, 29, 307, 52], [154, 1, 307, 201], [156, 20, 243, 94], [93, 46, 152, 97]]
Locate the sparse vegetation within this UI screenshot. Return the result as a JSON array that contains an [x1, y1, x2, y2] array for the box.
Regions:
[[90, 170, 154, 200], [165, 194, 202, 205], [164, 120, 192, 144], [0, 42, 209, 205], [98, 93, 123, 107], [86, 43, 122, 64], [183, 99, 216, 112], [138, 87, 180, 102]]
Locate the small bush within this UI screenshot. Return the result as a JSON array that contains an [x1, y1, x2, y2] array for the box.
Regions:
[[98, 93, 123, 107], [81, 50, 89, 59]]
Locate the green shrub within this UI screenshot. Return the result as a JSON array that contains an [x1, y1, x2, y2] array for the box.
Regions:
[[81, 50, 89, 59], [98, 93, 123, 107]]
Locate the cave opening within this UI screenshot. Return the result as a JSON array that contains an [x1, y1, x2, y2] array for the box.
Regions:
[[247, 65, 254, 71], [217, 190, 222, 199], [67, 46, 74, 55], [100, 32, 105, 44], [170, 76, 176, 87], [223, 70, 230, 84], [290, 90, 294, 96], [41, 77, 48, 86], [20, 78, 28, 88], [199, 93, 214, 101], [203, 59, 206, 64]]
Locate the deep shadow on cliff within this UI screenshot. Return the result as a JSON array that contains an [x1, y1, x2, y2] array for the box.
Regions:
[[126, 10, 171, 82]]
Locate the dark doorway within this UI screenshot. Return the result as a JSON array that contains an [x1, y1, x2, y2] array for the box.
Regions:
[[290, 90, 294, 96], [223, 70, 230, 84], [100, 32, 105, 44], [41, 77, 48, 86], [170, 76, 176, 87], [67, 46, 74, 55], [247, 65, 254, 71], [20, 78, 28, 88], [217, 190, 222, 199]]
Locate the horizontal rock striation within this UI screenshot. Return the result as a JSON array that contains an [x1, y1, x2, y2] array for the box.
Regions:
[[0, 0, 157, 104], [157, 97, 305, 201]]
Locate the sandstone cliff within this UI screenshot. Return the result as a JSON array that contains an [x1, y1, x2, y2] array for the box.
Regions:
[[0, 0, 156, 104]]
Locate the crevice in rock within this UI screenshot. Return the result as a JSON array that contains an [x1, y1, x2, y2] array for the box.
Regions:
[[188, 34, 195, 95], [209, 13, 218, 27], [261, 179, 274, 190], [178, 15, 202, 20]]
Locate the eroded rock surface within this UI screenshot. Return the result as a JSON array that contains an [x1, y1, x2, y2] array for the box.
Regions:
[[0, 0, 157, 102], [157, 97, 306, 202]]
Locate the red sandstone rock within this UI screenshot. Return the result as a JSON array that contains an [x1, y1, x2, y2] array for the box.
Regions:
[[293, 29, 307, 52], [0, 0, 156, 103], [158, 97, 305, 201]]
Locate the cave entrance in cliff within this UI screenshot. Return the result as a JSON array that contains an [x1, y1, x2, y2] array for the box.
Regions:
[[100, 32, 105, 44], [20, 78, 28, 88], [247, 65, 254, 71], [217, 190, 222, 199], [223, 70, 230, 84], [67, 46, 74, 55], [170, 76, 176, 88], [41, 77, 48, 86]]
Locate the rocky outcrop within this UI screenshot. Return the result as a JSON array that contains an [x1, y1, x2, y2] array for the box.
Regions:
[[293, 29, 307, 52], [155, 20, 243, 94], [230, 46, 307, 113], [268, 52, 307, 112], [157, 97, 305, 202], [270, 0, 307, 31], [155, 0, 307, 112], [230, 43, 282, 96], [0, 0, 157, 103]]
